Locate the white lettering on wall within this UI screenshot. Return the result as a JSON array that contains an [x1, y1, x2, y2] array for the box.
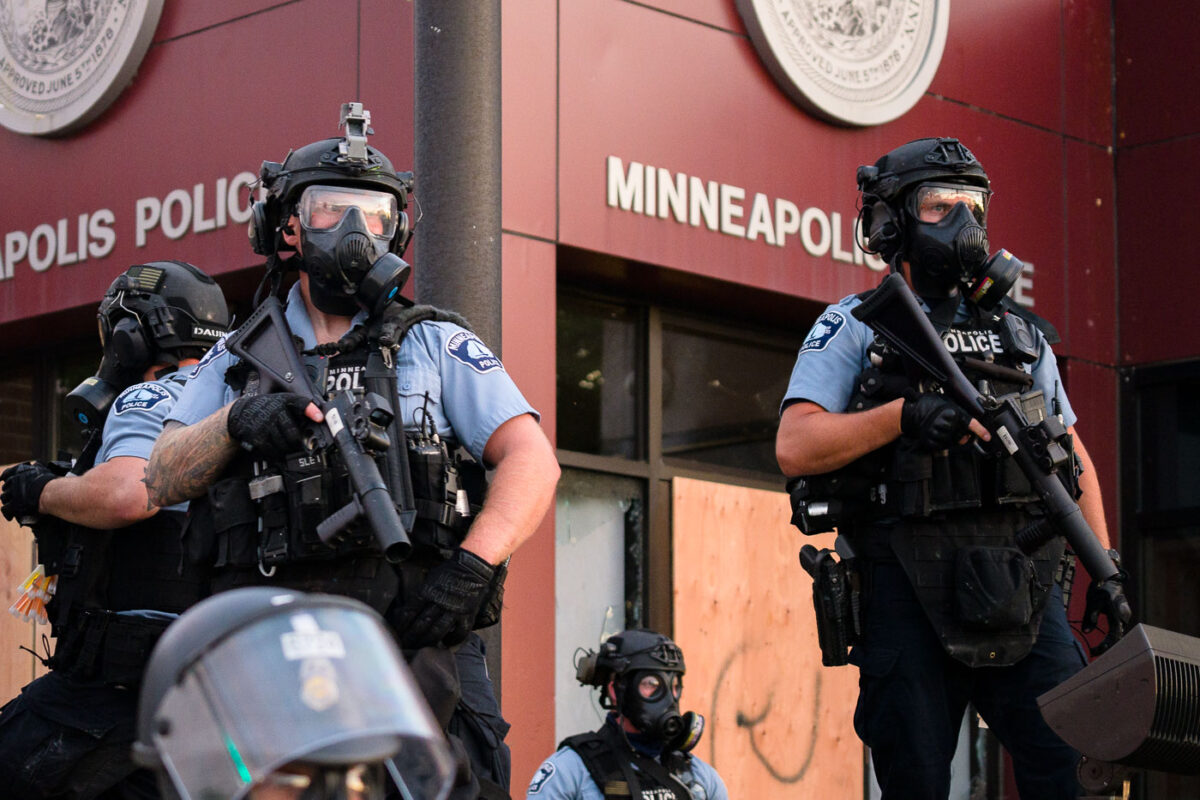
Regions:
[[604, 155, 1036, 305], [1, 172, 256, 281], [1012, 260, 1035, 308]]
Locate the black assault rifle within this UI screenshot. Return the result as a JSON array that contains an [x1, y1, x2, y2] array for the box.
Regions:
[[851, 273, 1121, 588], [225, 296, 413, 563]]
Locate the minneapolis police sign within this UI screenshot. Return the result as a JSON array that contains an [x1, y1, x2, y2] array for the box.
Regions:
[[0, 0, 163, 136], [735, 0, 950, 127]]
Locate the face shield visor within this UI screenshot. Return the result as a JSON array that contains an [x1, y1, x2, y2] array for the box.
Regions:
[[907, 183, 990, 226], [297, 186, 400, 240], [144, 605, 454, 800]]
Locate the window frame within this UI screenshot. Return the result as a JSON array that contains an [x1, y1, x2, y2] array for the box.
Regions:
[[556, 286, 807, 633]]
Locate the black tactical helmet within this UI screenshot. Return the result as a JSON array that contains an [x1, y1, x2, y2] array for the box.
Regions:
[[249, 102, 414, 259], [576, 628, 686, 688], [64, 260, 228, 438], [134, 588, 453, 800], [97, 260, 230, 365], [575, 629, 703, 752], [856, 137, 991, 262]]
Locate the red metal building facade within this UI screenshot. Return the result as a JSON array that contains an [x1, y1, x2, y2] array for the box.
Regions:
[[0, 1, 1196, 796]]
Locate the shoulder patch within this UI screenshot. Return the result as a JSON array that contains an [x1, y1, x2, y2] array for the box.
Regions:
[[528, 761, 555, 794], [799, 310, 847, 354], [189, 337, 228, 378], [114, 382, 172, 415], [445, 331, 504, 374]]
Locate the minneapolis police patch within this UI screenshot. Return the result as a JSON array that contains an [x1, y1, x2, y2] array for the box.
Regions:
[[446, 331, 503, 374], [527, 762, 555, 794], [114, 383, 172, 415], [799, 310, 846, 354]]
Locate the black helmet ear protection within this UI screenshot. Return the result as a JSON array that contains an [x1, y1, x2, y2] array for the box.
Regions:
[[856, 163, 903, 263], [108, 316, 153, 369], [858, 199, 902, 261], [248, 160, 288, 257]]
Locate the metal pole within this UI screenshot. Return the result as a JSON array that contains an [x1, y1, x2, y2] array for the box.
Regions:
[[413, 0, 504, 686], [413, 0, 502, 349]]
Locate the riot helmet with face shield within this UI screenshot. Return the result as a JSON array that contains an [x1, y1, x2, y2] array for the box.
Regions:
[[249, 103, 414, 316], [133, 588, 454, 800], [857, 137, 1011, 301], [575, 629, 704, 753], [64, 260, 230, 438]]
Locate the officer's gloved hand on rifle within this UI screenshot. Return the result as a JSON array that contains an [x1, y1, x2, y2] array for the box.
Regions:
[[1082, 559, 1133, 657], [398, 547, 495, 650], [0, 462, 57, 522], [900, 390, 973, 451], [227, 392, 314, 460]]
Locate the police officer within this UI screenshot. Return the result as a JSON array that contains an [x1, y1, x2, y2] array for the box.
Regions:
[[144, 103, 560, 800], [0, 260, 230, 799], [133, 587, 456, 800], [776, 137, 1131, 799], [526, 629, 728, 800]]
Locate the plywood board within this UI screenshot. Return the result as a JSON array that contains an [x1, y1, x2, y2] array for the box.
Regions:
[[0, 508, 40, 703], [673, 477, 863, 798]]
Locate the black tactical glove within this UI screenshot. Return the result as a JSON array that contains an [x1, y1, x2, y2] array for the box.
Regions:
[[0, 462, 57, 523], [901, 391, 973, 451], [398, 547, 495, 650], [227, 393, 314, 460], [1083, 570, 1132, 657]]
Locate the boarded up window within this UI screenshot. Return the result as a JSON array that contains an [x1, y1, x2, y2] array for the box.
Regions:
[[672, 476, 863, 797]]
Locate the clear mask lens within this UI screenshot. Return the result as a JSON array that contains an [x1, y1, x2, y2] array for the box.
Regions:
[[911, 183, 989, 225], [298, 186, 398, 238], [638, 674, 663, 700]]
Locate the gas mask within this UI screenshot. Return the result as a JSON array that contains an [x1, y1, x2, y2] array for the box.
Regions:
[[64, 308, 160, 436], [297, 186, 407, 316], [576, 629, 705, 754], [901, 183, 988, 295], [613, 670, 704, 754]]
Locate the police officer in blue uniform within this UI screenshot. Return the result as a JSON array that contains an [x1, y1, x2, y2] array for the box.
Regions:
[[527, 630, 727, 800], [776, 138, 1130, 799], [145, 103, 560, 800], [0, 260, 230, 799]]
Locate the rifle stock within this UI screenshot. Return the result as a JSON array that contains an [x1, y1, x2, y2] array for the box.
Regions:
[[225, 297, 411, 563], [851, 273, 1118, 584]]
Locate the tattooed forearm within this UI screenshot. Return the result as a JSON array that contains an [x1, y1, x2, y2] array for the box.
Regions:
[[145, 409, 238, 506]]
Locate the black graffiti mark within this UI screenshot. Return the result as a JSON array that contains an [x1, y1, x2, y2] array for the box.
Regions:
[[709, 644, 823, 784]]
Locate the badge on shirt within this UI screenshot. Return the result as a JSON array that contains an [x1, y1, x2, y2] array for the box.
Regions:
[[799, 310, 846, 354], [113, 382, 172, 415], [446, 331, 503, 374], [189, 337, 227, 378], [528, 762, 555, 794]]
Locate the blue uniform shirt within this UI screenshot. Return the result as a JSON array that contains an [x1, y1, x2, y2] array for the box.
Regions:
[[781, 293, 1076, 428], [97, 370, 190, 513], [526, 746, 728, 800], [168, 283, 538, 462]]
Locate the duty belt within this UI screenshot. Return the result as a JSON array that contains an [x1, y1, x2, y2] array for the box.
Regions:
[[54, 609, 175, 688]]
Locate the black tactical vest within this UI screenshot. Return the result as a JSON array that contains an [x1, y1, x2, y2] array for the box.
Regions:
[[35, 506, 201, 686], [561, 724, 700, 800], [183, 311, 487, 614], [802, 300, 1076, 667]]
